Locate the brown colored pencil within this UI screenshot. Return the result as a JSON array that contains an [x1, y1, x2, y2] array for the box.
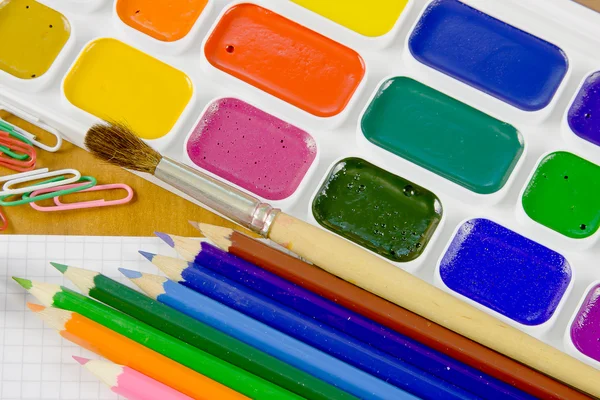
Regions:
[[200, 224, 590, 400]]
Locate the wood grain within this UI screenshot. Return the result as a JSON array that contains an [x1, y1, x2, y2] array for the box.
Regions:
[[0, 111, 237, 236]]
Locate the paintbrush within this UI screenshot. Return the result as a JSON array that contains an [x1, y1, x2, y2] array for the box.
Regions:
[[84, 122, 600, 397], [85, 122, 278, 235]]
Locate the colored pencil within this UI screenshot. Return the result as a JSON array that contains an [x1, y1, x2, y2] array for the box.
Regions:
[[27, 304, 246, 400], [198, 226, 590, 400], [85, 122, 600, 397], [142, 253, 477, 400], [123, 268, 410, 400], [49, 264, 351, 400], [14, 277, 300, 400], [160, 239, 532, 399], [73, 356, 192, 400]]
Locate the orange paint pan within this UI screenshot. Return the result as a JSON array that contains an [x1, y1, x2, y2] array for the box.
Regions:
[[116, 0, 210, 43], [203, 3, 366, 118]]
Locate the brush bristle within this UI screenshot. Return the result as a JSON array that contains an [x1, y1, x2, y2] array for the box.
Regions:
[[84, 122, 162, 174]]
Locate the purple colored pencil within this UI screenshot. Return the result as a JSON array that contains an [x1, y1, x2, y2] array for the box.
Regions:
[[189, 242, 533, 400], [146, 249, 475, 400]]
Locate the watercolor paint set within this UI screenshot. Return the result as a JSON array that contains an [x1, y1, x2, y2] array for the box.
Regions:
[[2, 0, 600, 373]]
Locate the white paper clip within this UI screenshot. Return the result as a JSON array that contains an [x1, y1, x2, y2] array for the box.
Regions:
[[0, 102, 63, 152], [0, 168, 49, 183], [0, 169, 81, 196]]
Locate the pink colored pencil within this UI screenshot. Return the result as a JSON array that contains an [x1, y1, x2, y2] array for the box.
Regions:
[[73, 356, 192, 400]]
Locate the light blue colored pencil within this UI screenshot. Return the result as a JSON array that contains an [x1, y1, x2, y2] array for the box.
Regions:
[[122, 266, 419, 400]]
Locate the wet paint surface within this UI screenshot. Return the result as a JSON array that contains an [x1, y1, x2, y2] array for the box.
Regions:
[[571, 284, 600, 362], [568, 71, 600, 147], [291, 0, 408, 37], [409, 0, 568, 111], [440, 218, 571, 326], [0, 0, 70, 79], [63, 38, 193, 140], [312, 157, 442, 262], [204, 3, 365, 117], [116, 0, 209, 42], [522, 152, 600, 239], [186, 98, 317, 200], [361, 77, 523, 194]]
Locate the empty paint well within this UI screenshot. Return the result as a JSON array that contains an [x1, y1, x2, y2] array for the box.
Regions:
[[439, 218, 571, 326], [522, 152, 600, 239], [568, 71, 600, 147], [570, 283, 600, 363], [0, 0, 71, 80], [204, 3, 365, 118], [291, 0, 408, 37], [409, 0, 568, 111], [361, 77, 523, 195], [116, 0, 209, 42], [186, 98, 317, 201], [63, 38, 193, 140], [312, 157, 442, 262]]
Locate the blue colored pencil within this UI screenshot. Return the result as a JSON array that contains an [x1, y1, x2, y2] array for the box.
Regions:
[[184, 241, 533, 399], [140, 252, 477, 400], [122, 267, 416, 400]]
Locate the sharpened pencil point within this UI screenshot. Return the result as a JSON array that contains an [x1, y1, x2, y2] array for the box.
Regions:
[[119, 268, 143, 279], [12, 277, 32, 289], [72, 356, 89, 365], [188, 220, 201, 230], [50, 262, 68, 273], [138, 251, 155, 262], [27, 303, 45, 312], [154, 232, 175, 248]]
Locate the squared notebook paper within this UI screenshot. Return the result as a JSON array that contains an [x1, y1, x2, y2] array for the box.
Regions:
[[0, 235, 180, 400]]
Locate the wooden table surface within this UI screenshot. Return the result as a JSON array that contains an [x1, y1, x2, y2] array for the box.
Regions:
[[0, 111, 239, 236]]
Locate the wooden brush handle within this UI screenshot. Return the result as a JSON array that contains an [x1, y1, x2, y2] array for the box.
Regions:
[[268, 213, 600, 397]]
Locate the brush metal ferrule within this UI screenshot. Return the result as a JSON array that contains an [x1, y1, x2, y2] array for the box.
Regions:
[[155, 158, 280, 236]]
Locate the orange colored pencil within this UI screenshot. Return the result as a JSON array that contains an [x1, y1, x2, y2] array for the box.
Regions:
[[27, 303, 247, 400]]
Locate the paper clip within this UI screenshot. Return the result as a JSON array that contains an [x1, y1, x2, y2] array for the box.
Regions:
[[0, 135, 36, 172], [0, 132, 35, 161], [0, 168, 80, 196], [0, 168, 48, 183], [29, 183, 133, 211], [0, 143, 29, 160], [0, 207, 7, 231], [0, 120, 34, 146], [0, 102, 63, 152], [1, 176, 96, 207]]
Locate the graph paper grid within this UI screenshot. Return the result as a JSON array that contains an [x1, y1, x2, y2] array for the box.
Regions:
[[0, 235, 182, 400]]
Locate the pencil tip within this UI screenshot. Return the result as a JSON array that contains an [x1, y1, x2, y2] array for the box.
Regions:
[[154, 232, 175, 248], [72, 356, 89, 365], [12, 277, 32, 289], [138, 250, 155, 262], [188, 220, 200, 230], [119, 268, 143, 279], [27, 303, 45, 312], [50, 262, 68, 273]]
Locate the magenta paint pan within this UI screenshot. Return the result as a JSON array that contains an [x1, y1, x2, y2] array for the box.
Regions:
[[184, 97, 318, 203]]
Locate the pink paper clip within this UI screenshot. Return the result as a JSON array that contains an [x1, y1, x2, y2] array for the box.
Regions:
[[29, 183, 134, 212], [0, 207, 7, 231]]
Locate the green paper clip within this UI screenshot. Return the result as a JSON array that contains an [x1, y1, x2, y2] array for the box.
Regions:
[[0, 144, 29, 160], [0, 176, 97, 206], [0, 120, 34, 146]]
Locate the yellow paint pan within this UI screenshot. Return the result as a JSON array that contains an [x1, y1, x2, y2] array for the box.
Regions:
[[62, 38, 195, 144]]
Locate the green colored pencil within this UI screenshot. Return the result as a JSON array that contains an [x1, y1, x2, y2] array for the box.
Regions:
[[13, 276, 302, 400], [50, 263, 357, 400]]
